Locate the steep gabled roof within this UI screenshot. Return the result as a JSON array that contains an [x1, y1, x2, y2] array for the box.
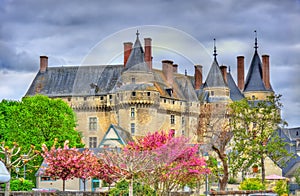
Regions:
[[98, 124, 134, 148], [227, 71, 244, 101], [123, 32, 149, 72]]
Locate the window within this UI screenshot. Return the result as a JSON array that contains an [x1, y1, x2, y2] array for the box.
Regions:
[[132, 92, 136, 96], [182, 116, 185, 125], [181, 130, 185, 136], [41, 176, 56, 181], [170, 115, 175, 124], [131, 108, 135, 118], [132, 77, 135, 83], [89, 137, 97, 148], [67, 97, 71, 101], [89, 117, 97, 131], [100, 96, 104, 100], [164, 99, 166, 103], [147, 92, 151, 96], [131, 123, 135, 135], [84, 97, 87, 101], [211, 91, 214, 96]]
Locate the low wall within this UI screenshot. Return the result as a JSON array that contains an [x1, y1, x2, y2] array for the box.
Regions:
[[0, 191, 108, 196], [210, 190, 276, 195]]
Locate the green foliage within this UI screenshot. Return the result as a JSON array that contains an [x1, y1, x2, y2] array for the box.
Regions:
[[109, 179, 156, 196], [294, 167, 300, 185], [273, 180, 288, 196], [8, 178, 34, 191], [229, 95, 291, 180], [239, 178, 265, 190], [0, 95, 84, 182], [228, 177, 238, 184]]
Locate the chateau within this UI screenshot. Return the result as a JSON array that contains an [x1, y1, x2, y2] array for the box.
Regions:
[[26, 32, 273, 148]]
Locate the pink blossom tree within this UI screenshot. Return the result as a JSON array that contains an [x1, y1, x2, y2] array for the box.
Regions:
[[104, 131, 210, 195], [41, 140, 85, 191]]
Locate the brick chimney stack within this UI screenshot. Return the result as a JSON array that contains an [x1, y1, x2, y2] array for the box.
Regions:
[[144, 38, 152, 70], [194, 65, 203, 90], [237, 56, 245, 91], [123, 42, 133, 67], [162, 60, 174, 85], [40, 56, 48, 73], [220, 65, 227, 84], [173, 64, 178, 73], [262, 54, 270, 89]]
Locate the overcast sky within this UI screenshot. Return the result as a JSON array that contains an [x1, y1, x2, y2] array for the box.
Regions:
[[0, 0, 299, 128]]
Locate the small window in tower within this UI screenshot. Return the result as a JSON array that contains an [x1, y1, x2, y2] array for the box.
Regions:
[[132, 92, 136, 96], [147, 92, 151, 96], [131, 108, 135, 118], [131, 123, 135, 135], [132, 77, 135, 83], [164, 99, 166, 103], [171, 115, 175, 124]]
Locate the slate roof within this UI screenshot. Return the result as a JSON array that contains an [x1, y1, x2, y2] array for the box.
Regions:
[[26, 65, 123, 97], [203, 57, 227, 88], [123, 33, 149, 72], [244, 50, 270, 92], [227, 72, 244, 101]]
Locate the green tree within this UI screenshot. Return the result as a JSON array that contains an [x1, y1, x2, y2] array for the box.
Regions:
[[0, 95, 83, 181], [229, 95, 290, 182]]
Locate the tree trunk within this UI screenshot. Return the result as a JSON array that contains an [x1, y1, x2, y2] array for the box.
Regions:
[[129, 178, 133, 196], [83, 179, 86, 191], [261, 156, 265, 183], [219, 154, 229, 191], [63, 179, 65, 191]]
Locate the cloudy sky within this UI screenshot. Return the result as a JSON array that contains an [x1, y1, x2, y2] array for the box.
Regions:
[[0, 0, 299, 127]]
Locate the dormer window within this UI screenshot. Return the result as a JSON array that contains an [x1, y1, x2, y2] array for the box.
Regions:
[[166, 88, 173, 97]]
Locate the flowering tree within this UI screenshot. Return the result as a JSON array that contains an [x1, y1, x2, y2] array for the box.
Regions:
[[41, 140, 84, 191], [99, 148, 157, 196], [73, 149, 99, 191], [126, 131, 210, 195]]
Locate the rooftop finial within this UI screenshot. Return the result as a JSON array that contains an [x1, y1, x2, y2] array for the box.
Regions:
[[254, 30, 258, 51], [213, 38, 217, 58], [136, 30, 140, 38]]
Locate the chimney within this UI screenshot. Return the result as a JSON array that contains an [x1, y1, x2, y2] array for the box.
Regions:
[[237, 56, 245, 91], [123, 42, 133, 67], [220, 65, 227, 84], [40, 56, 48, 73], [162, 60, 174, 85], [173, 64, 178, 73], [262, 54, 270, 89], [144, 38, 152, 70], [194, 65, 203, 90]]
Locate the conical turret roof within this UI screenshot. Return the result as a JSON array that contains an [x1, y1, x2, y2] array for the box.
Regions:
[[123, 31, 149, 72]]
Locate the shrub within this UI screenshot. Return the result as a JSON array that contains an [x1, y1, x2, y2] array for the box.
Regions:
[[10, 178, 35, 191], [273, 180, 288, 196], [109, 179, 156, 196], [239, 178, 265, 190], [228, 177, 238, 184]]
